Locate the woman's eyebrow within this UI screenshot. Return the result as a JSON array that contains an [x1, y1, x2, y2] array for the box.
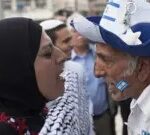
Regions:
[[41, 43, 53, 50], [37, 43, 53, 56]]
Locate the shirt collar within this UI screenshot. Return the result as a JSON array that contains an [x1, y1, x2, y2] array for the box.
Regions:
[[71, 48, 95, 60], [71, 49, 78, 60], [130, 84, 150, 116]]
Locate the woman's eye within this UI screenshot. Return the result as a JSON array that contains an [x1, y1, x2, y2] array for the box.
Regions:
[[38, 45, 52, 58], [42, 52, 52, 58], [38, 50, 52, 59]]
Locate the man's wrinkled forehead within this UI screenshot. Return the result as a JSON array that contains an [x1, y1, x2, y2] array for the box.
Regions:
[[96, 42, 127, 57], [96, 42, 114, 53]]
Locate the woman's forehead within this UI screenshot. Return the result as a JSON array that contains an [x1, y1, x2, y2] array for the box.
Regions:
[[40, 30, 53, 47]]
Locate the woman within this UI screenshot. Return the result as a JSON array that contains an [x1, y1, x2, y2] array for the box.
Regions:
[[0, 17, 67, 134]]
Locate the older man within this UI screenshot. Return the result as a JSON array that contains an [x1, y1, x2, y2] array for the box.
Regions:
[[70, 29, 116, 135], [71, 0, 150, 134]]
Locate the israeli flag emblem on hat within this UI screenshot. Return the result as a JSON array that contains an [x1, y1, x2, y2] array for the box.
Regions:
[[71, 0, 150, 56]]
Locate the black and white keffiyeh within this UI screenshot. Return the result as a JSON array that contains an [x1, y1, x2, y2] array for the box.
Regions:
[[39, 61, 94, 135]]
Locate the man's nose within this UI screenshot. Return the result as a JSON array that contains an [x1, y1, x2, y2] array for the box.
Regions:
[[94, 62, 106, 78]]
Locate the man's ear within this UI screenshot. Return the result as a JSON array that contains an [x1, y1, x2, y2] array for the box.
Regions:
[[137, 58, 150, 82]]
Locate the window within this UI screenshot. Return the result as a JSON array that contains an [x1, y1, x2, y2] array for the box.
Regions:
[[16, 0, 30, 11], [2, 0, 11, 9], [35, 0, 46, 8]]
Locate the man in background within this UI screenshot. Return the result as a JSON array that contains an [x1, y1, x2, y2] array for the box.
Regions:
[[70, 29, 116, 135], [40, 19, 72, 57]]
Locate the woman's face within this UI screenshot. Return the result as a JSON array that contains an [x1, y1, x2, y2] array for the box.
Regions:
[[34, 31, 67, 100]]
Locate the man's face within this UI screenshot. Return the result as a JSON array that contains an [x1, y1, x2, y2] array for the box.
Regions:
[[55, 27, 72, 57], [71, 30, 88, 48], [94, 43, 139, 101]]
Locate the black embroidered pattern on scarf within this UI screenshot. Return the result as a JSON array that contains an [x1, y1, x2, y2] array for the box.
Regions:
[[39, 70, 94, 135]]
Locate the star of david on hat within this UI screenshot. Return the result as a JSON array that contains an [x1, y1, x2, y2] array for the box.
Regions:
[[71, 0, 150, 56]]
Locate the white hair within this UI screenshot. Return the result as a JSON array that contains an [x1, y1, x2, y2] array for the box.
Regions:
[[122, 55, 139, 77]]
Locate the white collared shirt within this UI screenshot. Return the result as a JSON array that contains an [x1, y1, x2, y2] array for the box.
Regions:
[[127, 84, 150, 135]]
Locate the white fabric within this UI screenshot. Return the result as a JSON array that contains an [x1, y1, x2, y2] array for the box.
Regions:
[[72, 15, 104, 43], [72, 0, 150, 46], [40, 19, 64, 30], [67, 12, 82, 30], [39, 61, 95, 135], [131, 0, 150, 26], [127, 84, 150, 135], [100, 0, 127, 35], [100, 0, 150, 46]]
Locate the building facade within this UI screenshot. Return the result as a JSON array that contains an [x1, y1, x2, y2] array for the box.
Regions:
[[0, 0, 106, 20], [1, 0, 53, 20]]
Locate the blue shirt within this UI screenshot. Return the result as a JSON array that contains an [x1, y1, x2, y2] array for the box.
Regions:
[[71, 48, 108, 115]]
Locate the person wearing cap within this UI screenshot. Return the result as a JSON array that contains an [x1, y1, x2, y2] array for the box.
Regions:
[[40, 19, 72, 57], [69, 13, 117, 135], [71, 0, 150, 134], [70, 29, 116, 135]]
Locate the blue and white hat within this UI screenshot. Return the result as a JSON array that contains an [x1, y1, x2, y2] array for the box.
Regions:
[[71, 0, 150, 56]]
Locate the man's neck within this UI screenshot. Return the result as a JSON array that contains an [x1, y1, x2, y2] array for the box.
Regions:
[[74, 46, 89, 56]]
